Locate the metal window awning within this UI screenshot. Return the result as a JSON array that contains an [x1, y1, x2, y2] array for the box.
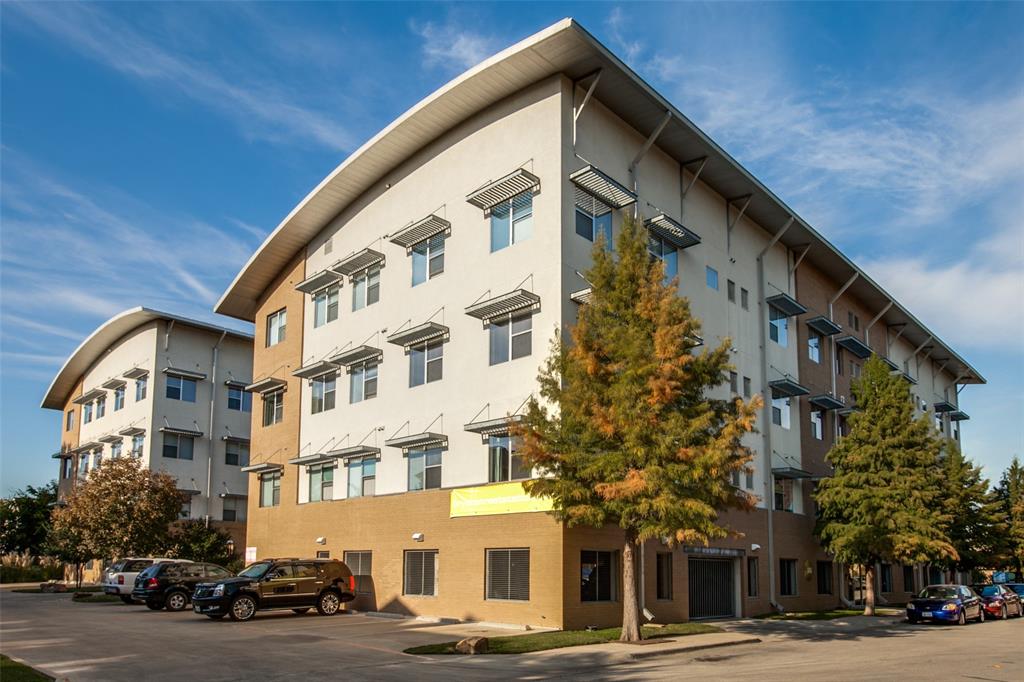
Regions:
[[837, 407, 858, 417], [464, 415, 524, 443], [387, 322, 449, 349], [465, 289, 541, 326], [122, 367, 149, 379], [569, 165, 636, 209], [52, 451, 70, 460], [288, 452, 342, 467], [331, 248, 385, 277], [159, 426, 204, 438], [569, 288, 592, 305], [178, 488, 202, 497], [294, 267, 343, 294], [325, 445, 382, 460], [809, 394, 845, 411], [73, 388, 106, 404], [806, 316, 842, 336], [118, 426, 145, 437], [240, 462, 283, 475], [73, 441, 101, 454], [101, 378, 126, 390], [769, 378, 810, 398], [900, 372, 918, 385], [934, 400, 957, 413], [219, 492, 248, 499], [880, 357, 900, 372], [466, 168, 541, 212], [644, 214, 702, 250], [330, 345, 382, 368], [98, 434, 123, 444], [292, 359, 339, 380], [162, 367, 208, 381], [390, 214, 451, 251], [384, 432, 448, 454], [246, 377, 287, 394], [222, 435, 250, 443], [766, 293, 808, 317], [772, 466, 812, 480], [835, 336, 872, 359], [224, 379, 251, 389], [949, 410, 970, 421]]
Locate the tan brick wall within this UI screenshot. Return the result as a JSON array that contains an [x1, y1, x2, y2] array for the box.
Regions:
[[57, 378, 84, 501]]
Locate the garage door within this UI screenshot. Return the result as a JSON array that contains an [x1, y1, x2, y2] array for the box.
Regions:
[[688, 558, 734, 619]]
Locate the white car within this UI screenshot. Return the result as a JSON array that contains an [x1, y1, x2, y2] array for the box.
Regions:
[[102, 558, 190, 603]]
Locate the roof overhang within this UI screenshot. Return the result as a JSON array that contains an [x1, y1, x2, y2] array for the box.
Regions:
[[465, 289, 541, 326], [389, 214, 452, 251], [384, 432, 448, 454], [769, 378, 810, 398], [835, 335, 873, 359], [644, 214, 701, 250], [330, 345, 383, 368], [766, 293, 808, 317], [806, 316, 842, 337], [386, 322, 449, 349]]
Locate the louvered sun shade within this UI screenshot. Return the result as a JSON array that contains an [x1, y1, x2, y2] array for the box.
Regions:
[[466, 169, 541, 213]]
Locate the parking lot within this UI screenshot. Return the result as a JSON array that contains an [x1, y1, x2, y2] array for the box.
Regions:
[[1, 590, 1022, 681]]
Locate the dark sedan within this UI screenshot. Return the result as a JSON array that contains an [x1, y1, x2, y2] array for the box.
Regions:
[[906, 584, 985, 625], [972, 584, 1023, 620]]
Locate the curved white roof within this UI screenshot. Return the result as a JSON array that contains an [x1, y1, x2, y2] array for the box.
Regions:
[[41, 307, 252, 410], [215, 18, 983, 385]]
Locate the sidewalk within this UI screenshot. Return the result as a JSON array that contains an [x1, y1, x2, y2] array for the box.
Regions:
[[527, 631, 762, 661]]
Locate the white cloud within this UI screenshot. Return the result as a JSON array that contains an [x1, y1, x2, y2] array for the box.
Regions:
[[411, 19, 501, 72]]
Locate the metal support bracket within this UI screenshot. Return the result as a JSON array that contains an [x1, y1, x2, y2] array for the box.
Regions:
[[572, 69, 603, 146], [789, 244, 811, 276], [726, 194, 752, 252], [630, 111, 672, 173], [887, 323, 907, 354], [864, 301, 893, 348], [828, 272, 860, 311]]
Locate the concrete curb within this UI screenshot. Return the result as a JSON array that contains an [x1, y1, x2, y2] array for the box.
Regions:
[[623, 635, 762, 660], [3, 651, 68, 681]]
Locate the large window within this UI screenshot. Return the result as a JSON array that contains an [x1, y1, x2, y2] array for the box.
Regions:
[[111, 441, 122, 459], [490, 191, 532, 252], [575, 201, 612, 246], [114, 387, 125, 411], [817, 561, 834, 595], [408, 448, 442, 491], [488, 435, 529, 482], [581, 550, 615, 602], [412, 234, 445, 285], [404, 550, 438, 596], [769, 306, 788, 346], [349, 364, 378, 403], [313, 285, 340, 328], [747, 557, 759, 597], [344, 551, 373, 593], [131, 435, 144, 457], [83, 402, 93, 424], [347, 457, 376, 498], [648, 234, 678, 284], [808, 332, 822, 363], [263, 391, 284, 426], [79, 453, 89, 478], [311, 374, 337, 414], [656, 553, 673, 600], [95, 395, 106, 419], [266, 308, 287, 347], [136, 377, 147, 401], [771, 396, 791, 429], [227, 387, 252, 412], [810, 410, 823, 440], [308, 464, 334, 503], [486, 548, 530, 601], [774, 478, 793, 512], [225, 440, 249, 467], [162, 434, 194, 460], [222, 497, 245, 522], [352, 267, 380, 311], [489, 313, 532, 365], [166, 375, 197, 402], [259, 472, 281, 507], [779, 558, 797, 596], [409, 341, 443, 387]]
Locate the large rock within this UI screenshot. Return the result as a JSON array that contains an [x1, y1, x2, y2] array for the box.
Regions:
[[455, 637, 489, 655], [39, 581, 68, 593]]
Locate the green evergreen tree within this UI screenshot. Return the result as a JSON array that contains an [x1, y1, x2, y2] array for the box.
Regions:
[[937, 441, 1005, 577], [815, 355, 956, 615], [516, 216, 761, 641], [994, 457, 1024, 577]]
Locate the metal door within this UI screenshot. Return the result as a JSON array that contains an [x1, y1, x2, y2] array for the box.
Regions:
[[688, 558, 735, 619]]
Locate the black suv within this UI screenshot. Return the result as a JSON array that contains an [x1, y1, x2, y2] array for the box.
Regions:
[[191, 558, 356, 621], [132, 561, 233, 611]]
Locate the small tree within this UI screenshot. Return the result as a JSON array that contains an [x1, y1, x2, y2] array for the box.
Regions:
[[994, 457, 1024, 577], [170, 520, 235, 566], [938, 441, 1005, 577], [816, 355, 956, 615], [1, 481, 58, 555], [47, 505, 92, 588], [516, 217, 761, 641]]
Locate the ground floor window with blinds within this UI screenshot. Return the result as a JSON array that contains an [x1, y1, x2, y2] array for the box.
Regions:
[[779, 559, 798, 596], [580, 550, 616, 602], [344, 551, 372, 594], [485, 549, 530, 601], [404, 550, 437, 597]]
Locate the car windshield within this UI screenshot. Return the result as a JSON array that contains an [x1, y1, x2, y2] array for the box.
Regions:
[[973, 585, 1000, 597], [238, 562, 271, 580], [919, 586, 958, 599]]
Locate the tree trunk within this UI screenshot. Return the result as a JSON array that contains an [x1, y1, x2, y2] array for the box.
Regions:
[[620, 530, 642, 642], [863, 563, 876, 616]]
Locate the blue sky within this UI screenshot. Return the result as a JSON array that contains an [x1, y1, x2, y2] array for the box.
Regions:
[[2, 2, 1021, 494]]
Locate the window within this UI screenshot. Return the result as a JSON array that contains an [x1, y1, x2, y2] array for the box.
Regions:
[[745, 469, 754, 489], [851, 362, 861, 379], [410, 341, 443, 387], [83, 402, 92, 424], [903, 565, 914, 593], [486, 548, 530, 601], [647, 234, 678, 284], [352, 267, 381, 311], [880, 563, 893, 593], [349, 364, 378, 403], [166, 375, 197, 402], [111, 441, 122, 459], [347, 456, 376, 498], [266, 308, 287, 346], [774, 478, 793, 512], [113, 387, 125, 411], [810, 410, 823, 440], [313, 285, 340, 327], [95, 396, 106, 419], [222, 497, 245, 522], [324, 237, 333, 255], [779, 559, 797, 596], [412, 234, 445, 286], [575, 200, 612, 246], [817, 561, 833, 595], [808, 332, 821, 363], [740, 287, 749, 310], [136, 377, 147, 401], [489, 313, 532, 365], [180, 496, 192, 520], [771, 396, 791, 429], [747, 557, 759, 597], [131, 435, 144, 457], [488, 435, 529, 482], [344, 551, 373, 593], [848, 312, 860, 332], [656, 553, 673, 600], [227, 387, 252, 412], [580, 550, 616, 602], [260, 472, 281, 507], [92, 450, 102, 469], [404, 550, 438, 596], [311, 374, 337, 414], [262, 391, 284, 426], [743, 376, 752, 398], [729, 371, 738, 394], [835, 347, 844, 375], [162, 434, 194, 460], [769, 307, 788, 346], [408, 448, 442, 491], [66, 410, 74, 431], [61, 457, 72, 479], [731, 470, 741, 487], [705, 266, 718, 290], [79, 453, 89, 477], [225, 440, 249, 467], [308, 463, 334, 503], [490, 191, 532, 252], [727, 279, 736, 302]]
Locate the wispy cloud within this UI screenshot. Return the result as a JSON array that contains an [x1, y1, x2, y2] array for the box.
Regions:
[[411, 18, 501, 72]]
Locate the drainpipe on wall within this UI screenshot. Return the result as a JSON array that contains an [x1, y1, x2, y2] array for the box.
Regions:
[[205, 330, 227, 527]]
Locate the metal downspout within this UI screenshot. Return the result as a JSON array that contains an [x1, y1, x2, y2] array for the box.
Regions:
[[206, 330, 227, 527]]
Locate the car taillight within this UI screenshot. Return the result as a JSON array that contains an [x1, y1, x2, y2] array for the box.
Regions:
[[118, 575, 124, 584], [146, 578, 159, 589], [349, 575, 356, 593]]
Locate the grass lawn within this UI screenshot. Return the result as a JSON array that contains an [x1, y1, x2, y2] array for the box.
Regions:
[[0, 654, 52, 681], [71, 593, 124, 604], [404, 622, 721, 655], [756, 608, 902, 620]]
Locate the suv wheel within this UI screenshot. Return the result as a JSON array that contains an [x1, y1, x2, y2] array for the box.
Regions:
[[165, 591, 189, 612], [229, 595, 257, 622], [316, 590, 341, 616]]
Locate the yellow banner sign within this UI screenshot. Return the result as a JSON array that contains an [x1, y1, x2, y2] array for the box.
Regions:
[[449, 481, 553, 518]]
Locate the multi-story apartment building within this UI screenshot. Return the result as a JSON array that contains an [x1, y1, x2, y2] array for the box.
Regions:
[[43, 307, 254, 549], [214, 19, 983, 628]]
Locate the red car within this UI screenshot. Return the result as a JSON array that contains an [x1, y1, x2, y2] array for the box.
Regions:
[[971, 584, 1023, 620]]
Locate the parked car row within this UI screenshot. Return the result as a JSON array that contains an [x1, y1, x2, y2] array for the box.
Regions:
[[906, 583, 1024, 625]]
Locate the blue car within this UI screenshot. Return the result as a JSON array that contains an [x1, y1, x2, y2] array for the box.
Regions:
[[906, 584, 985, 625]]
